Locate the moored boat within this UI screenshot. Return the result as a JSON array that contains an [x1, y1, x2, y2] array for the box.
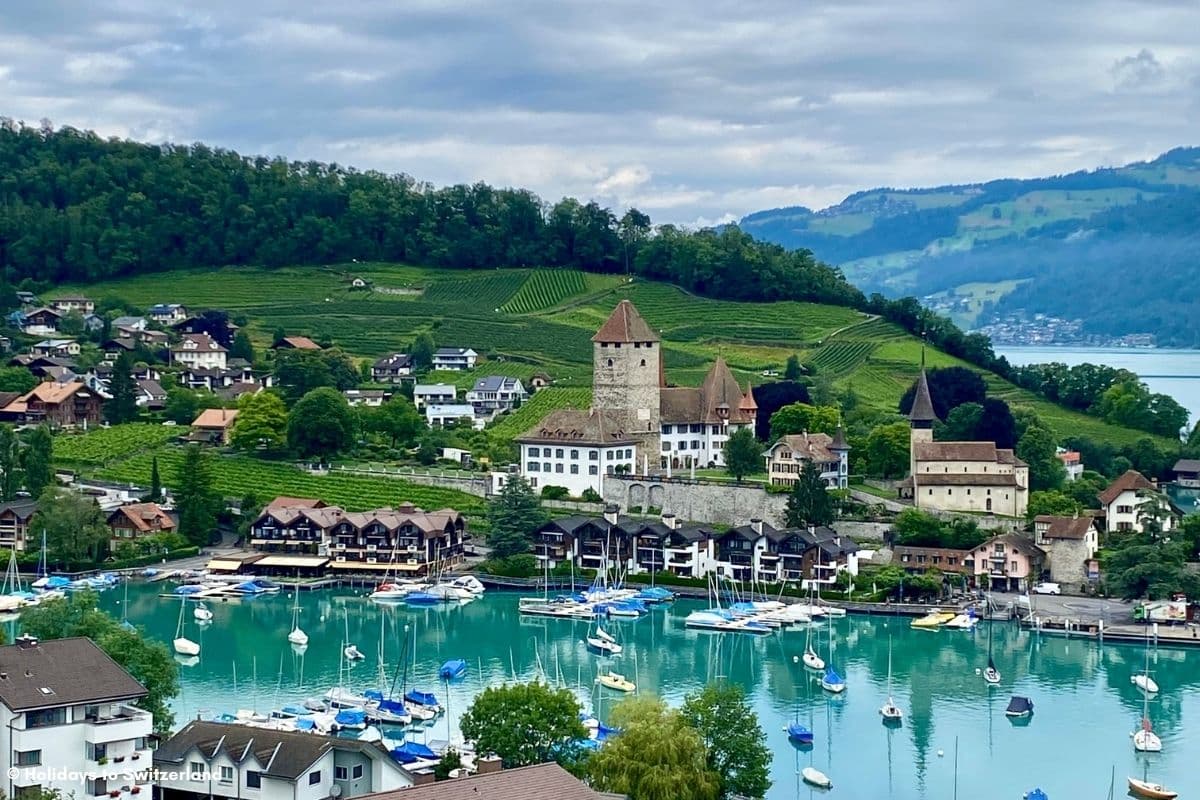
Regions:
[[1005, 695, 1034, 718], [596, 671, 636, 692], [801, 766, 832, 789], [438, 659, 468, 680], [1127, 777, 1178, 799], [786, 721, 813, 745]]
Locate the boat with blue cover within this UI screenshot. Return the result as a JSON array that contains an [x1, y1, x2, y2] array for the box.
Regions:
[[438, 659, 468, 680], [1023, 790, 1048, 800], [334, 708, 367, 729], [390, 741, 438, 764], [404, 689, 442, 712], [787, 721, 814, 745], [405, 592, 441, 606]]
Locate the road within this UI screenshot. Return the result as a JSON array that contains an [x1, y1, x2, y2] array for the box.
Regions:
[[986, 590, 1134, 624]]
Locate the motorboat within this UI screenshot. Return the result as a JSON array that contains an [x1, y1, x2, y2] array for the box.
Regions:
[[820, 667, 846, 694], [370, 581, 426, 601], [333, 708, 367, 730], [426, 582, 475, 602], [1005, 696, 1034, 718], [438, 659, 468, 681], [193, 603, 214, 622], [302, 698, 328, 713], [1132, 674, 1159, 694], [983, 662, 1001, 685], [786, 722, 813, 745], [911, 610, 955, 629], [405, 592, 442, 606], [448, 575, 486, 596], [390, 741, 439, 765], [944, 612, 978, 629], [801, 767, 832, 789], [596, 671, 636, 693], [1127, 777, 1178, 799], [325, 687, 370, 708], [344, 644, 366, 661]]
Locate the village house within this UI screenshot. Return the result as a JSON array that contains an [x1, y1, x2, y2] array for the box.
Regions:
[[0, 636, 154, 799], [20, 307, 61, 336], [425, 403, 481, 430], [343, 389, 391, 407], [762, 428, 851, 489], [171, 333, 228, 370], [1097, 470, 1176, 533], [149, 303, 188, 323], [273, 335, 322, 351], [107, 502, 176, 550], [5, 381, 104, 428], [367, 762, 611, 800], [101, 336, 138, 362], [49, 295, 94, 314], [31, 339, 80, 358], [431, 347, 478, 371], [371, 352, 413, 382], [891, 544, 972, 576], [1172, 459, 1200, 489], [412, 383, 457, 409], [154, 720, 412, 800], [191, 408, 239, 445], [466, 375, 528, 415], [15, 291, 37, 306], [0, 499, 38, 552], [111, 315, 147, 331], [1033, 513, 1099, 588], [968, 533, 1046, 592], [1056, 449, 1084, 481], [82, 313, 105, 333], [135, 379, 168, 409]]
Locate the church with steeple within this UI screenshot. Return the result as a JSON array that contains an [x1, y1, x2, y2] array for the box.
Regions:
[[516, 299, 757, 498], [898, 365, 1030, 517]]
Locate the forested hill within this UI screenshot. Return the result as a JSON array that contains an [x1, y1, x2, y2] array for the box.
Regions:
[[0, 122, 1007, 379], [740, 148, 1200, 346]]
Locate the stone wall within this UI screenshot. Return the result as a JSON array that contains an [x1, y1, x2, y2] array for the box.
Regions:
[[604, 475, 790, 528]]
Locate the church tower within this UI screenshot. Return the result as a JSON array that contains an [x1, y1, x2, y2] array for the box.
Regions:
[[591, 300, 662, 457], [908, 366, 938, 477]]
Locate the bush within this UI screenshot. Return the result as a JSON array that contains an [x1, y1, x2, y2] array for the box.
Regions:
[[581, 488, 602, 502], [540, 485, 570, 500], [478, 554, 538, 578]]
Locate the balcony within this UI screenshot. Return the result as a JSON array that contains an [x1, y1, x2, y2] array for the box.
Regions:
[[719, 552, 752, 566], [758, 552, 779, 562]]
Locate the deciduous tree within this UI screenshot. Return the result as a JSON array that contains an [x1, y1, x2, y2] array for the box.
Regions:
[[33, 486, 108, 565], [231, 391, 288, 450], [864, 421, 909, 478], [366, 396, 424, 448], [784, 462, 835, 528], [458, 682, 585, 768], [723, 428, 761, 482], [1016, 425, 1064, 491], [411, 332, 436, 372], [229, 329, 256, 363], [769, 403, 840, 439], [0, 424, 21, 500], [287, 387, 355, 458], [681, 684, 771, 800], [783, 354, 802, 381]]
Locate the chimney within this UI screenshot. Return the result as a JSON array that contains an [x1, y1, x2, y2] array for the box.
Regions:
[[750, 518, 762, 536], [661, 512, 678, 530], [476, 755, 503, 775], [410, 771, 436, 786], [603, 504, 619, 526]]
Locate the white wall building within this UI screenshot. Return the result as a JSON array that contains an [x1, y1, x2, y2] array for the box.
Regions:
[[431, 347, 478, 371], [425, 403, 481, 430], [466, 376, 528, 413], [170, 333, 228, 370], [0, 636, 154, 800], [521, 430, 637, 498], [1098, 470, 1176, 533], [412, 384, 456, 410]]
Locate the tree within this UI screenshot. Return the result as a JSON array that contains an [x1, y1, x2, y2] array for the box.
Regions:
[[411, 332, 436, 371], [433, 749, 462, 781], [0, 366, 37, 394], [145, 455, 162, 502], [287, 387, 355, 458], [681, 684, 771, 800], [164, 385, 202, 425], [366, 397, 424, 447], [784, 354, 802, 381], [1016, 425, 1064, 491], [458, 682, 586, 768], [486, 475, 545, 557], [1136, 489, 1172, 543], [237, 492, 263, 543], [0, 424, 21, 500], [21, 425, 53, 497], [1026, 490, 1079, 519], [231, 391, 288, 450], [864, 422, 909, 478], [105, 351, 139, 424], [229, 329, 256, 363], [587, 696, 720, 800], [750, 381, 811, 440], [768, 403, 840, 439], [936, 402, 983, 441], [274, 349, 359, 401], [59, 309, 85, 336], [899, 366, 987, 420], [784, 462, 835, 528], [20, 590, 179, 733], [33, 486, 108, 565], [175, 444, 220, 546], [194, 309, 234, 347], [975, 397, 1017, 450], [723, 428, 760, 482]]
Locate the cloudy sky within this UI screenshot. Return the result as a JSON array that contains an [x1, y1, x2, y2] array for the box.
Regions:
[[2, 1, 1198, 225]]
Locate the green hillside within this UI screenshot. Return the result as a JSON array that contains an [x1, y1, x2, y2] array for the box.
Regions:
[[72, 264, 1160, 446]]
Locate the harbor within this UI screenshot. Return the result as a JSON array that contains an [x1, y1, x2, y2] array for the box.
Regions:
[[49, 579, 1197, 799]]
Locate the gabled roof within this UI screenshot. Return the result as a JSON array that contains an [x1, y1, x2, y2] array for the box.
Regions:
[[913, 441, 1026, 466], [972, 533, 1045, 560], [471, 375, 523, 392], [373, 352, 412, 369], [1034, 514, 1094, 540], [192, 408, 239, 428], [173, 333, 227, 353], [107, 502, 175, 532], [517, 408, 639, 446], [434, 347, 477, 357], [266, 496, 326, 512], [592, 299, 659, 343], [908, 369, 938, 423], [367, 762, 609, 800], [0, 499, 38, 521], [1173, 459, 1200, 473], [274, 335, 321, 350], [661, 359, 754, 424], [21, 381, 90, 405], [766, 432, 836, 463], [1098, 470, 1157, 506], [0, 637, 146, 712]]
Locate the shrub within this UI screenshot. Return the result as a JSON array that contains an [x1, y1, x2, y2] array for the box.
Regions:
[[540, 485, 570, 500], [581, 488, 602, 502], [479, 554, 538, 577]]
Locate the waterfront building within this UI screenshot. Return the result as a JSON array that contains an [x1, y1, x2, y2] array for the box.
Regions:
[[762, 427, 851, 489], [1033, 513, 1100, 589], [0, 636, 154, 799], [106, 501, 176, 550], [154, 720, 412, 800], [967, 533, 1045, 592], [1097, 469, 1176, 533], [0, 498, 38, 552], [891, 544, 971, 576]]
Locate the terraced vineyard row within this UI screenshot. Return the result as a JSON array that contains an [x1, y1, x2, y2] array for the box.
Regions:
[[809, 341, 878, 376], [422, 272, 526, 309], [54, 424, 182, 466], [487, 388, 592, 439], [500, 270, 587, 313]]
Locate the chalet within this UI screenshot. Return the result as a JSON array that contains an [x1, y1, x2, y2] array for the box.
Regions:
[[171, 316, 238, 340], [762, 428, 850, 489], [49, 295, 94, 314], [273, 335, 322, 351], [24, 356, 78, 380], [148, 303, 188, 323], [8, 381, 103, 428], [413, 383, 456, 409], [372, 353, 413, 383], [758, 526, 858, 585], [31, 339, 80, 358], [20, 307, 61, 336], [432, 347, 478, 371], [0, 499, 38, 552], [15, 291, 37, 306], [191, 408, 239, 445], [82, 313, 104, 333], [712, 521, 773, 581], [630, 513, 713, 577], [1173, 459, 1200, 489], [136, 379, 168, 409], [466, 376, 528, 415], [107, 502, 176, 549], [171, 333, 228, 370], [111, 315, 147, 331], [1033, 514, 1099, 587], [101, 336, 138, 361], [214, 382, 261, 403], [968, 533, 1046, 592], [1097, 470, 1175, 534], [891, 545, 971, 575]]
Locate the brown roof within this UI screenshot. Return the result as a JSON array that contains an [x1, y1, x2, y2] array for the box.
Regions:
[[915, 473, 1017, 487], [365, 763, 612, 800], [257, 502, 462, 535], [192, 408, 239, 429], [767, 432, 836, 463], [1097, 470, 1156, 506], [0, 637, 147, 711], [908, 368, 938, 423], [108, 502, 175, 533], [21, 380, 88, 405], [591, 300, 659, 343], [660, 359, 754, 424], [739, 382, 757, 411], [172, 332, 227, 353], [276, 335, 322, 350], [517, 408, 640, 446], [1034, 514, 1094, 540], [972, 533, 1045, 560], [913, 441, 1026, 467], [266, 496, 326, 511]]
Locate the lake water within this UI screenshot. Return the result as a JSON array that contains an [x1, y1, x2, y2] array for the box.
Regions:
[[83, 584, 1200, 800], [997, 346, 1200, 427]]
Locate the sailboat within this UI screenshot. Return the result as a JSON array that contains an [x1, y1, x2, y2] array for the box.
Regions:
[[343, 611, 364, 661], [596, 670, 636, 692], [983, 611, 1001, 685], [801, 684, 833, 788], [1131, 627, 1160, 694], [786, 656, 814, 745], [879, 636, 902, 723], [819, 615, 845, 693], [802, 588, 825, 670], [193, 602, 213, 622], [173, 597, 200, 656], [586, 616, 623, 656], [1129, 757, 1176, 799], [287, 576, 308, 646], [1132, 661, 1162, 752]]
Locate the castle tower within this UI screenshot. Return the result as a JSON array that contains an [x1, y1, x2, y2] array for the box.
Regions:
[[908, 366, 938, 477], [591, 300, 662, 456]]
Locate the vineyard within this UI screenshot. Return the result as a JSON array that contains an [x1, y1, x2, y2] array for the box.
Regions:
[[809, 341, 878, 377], [487, 388, 593, 439], [500, 270, 587, 314], [54, 424, 182, 466], [422, 272, 526, 309]]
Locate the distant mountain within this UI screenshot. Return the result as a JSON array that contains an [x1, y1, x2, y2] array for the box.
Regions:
[[740, 148, 1200, 347]]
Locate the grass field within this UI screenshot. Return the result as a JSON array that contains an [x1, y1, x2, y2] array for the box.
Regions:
[[66, 263, 1164, 447]]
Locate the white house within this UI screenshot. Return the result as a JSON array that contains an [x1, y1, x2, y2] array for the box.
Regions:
[[412, 383, 456, 410], [519, 412, 638, 497], [431, 347, 478, 371], [171, 333, 228, 370], [371, 353, 413, 383], [343, 389, 391, 408], [1057, 449, 1085, 481], [49, 295, 95, 314], [154, 720, 412, 800], [149, 303, 188, 323], [31, 339, 80, 358], [425, 403, 481, 430], [0, 636, 154, 799], [1097, 470, 1176, 533], [466, 375, 528, 414], [762, 428, 851, 489]]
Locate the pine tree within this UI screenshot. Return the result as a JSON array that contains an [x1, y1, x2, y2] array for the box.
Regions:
[[175, 445, 219, 547], [784, 461, 835, 528], [21, 425, 53, 498], [105, 351, 139, 424], [146, 455, 162, 502], [486, 476, 546, 558]]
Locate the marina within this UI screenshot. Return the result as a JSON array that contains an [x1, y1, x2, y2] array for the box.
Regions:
[[53, 580, 1197, 799]]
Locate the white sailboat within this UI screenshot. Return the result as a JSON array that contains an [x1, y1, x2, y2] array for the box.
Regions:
[[1132, 639, 1162, 752], [343, 611, 364, 661], [586, 617, 623, 656], [880, 636, 903, 723], [193, 602, 213, 622], [173, 598, 200, 656], [1131, 627, 1159, 694], [983, 612, 1001, 685], [287, 574, 308, 646], [802, 591, 825, 670]]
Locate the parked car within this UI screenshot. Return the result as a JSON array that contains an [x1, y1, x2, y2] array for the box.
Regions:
[[1032, 582, 1061, 595]]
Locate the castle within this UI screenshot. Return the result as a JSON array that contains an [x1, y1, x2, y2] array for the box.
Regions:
[[517, 300, 756, 497]]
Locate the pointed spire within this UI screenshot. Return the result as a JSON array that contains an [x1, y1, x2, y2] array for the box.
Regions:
[[909, 367, 938, 424], [830, 423, 849, 451], [592, 300, 659, 343], [738, 381, 757, 411]]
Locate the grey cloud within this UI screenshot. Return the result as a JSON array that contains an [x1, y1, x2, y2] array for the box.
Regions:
[[0, 1, 1198, 224]]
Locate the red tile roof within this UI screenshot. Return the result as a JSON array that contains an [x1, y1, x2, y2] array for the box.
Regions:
[[1097, 470, 1156, 506], [591, 300, 659, 343]]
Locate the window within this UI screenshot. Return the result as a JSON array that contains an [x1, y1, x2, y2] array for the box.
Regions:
[[14, 786, 43, 800], [527, 462, 538, 472], [190, 762, 206, 780], [335, 766, 348, 780], [690, 424, 702, 433], [14, 750, 40, 767], [947, 488, 952, 495], [529, 447, 540, 457], [555, 464, 563, 473], [570, 449, 579, 459], [309, 771, 321, 786], [25, 708, 66, 728], [542, 462, 550, 472], [353, 765, 364, 779], [664, 425, 673, 434], [901, 554, 910, 562], [570, 465, 579, 474], [663, 442, 671, 451], [625, 448, 633, 458], [589, 451, 599, 461], [555, 448, 564, 458], [589, 466, 598, 475], [85, 779, 108, 798], [606, 359, 613, 367], [1011, 561, 1018, 572], [246, 771, 261, 789], [1117, 505, 1133, 514], [640, 359, 646, 367], [220, 766, 234, 784]]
